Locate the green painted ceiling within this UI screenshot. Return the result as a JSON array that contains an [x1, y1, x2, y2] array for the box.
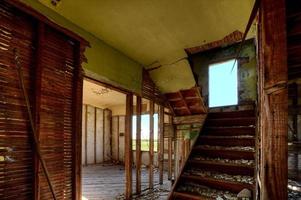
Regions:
[[39, 0, 255, 93]]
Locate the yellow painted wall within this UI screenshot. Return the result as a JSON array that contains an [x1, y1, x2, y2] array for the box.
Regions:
[[20, 0, 142, 94]]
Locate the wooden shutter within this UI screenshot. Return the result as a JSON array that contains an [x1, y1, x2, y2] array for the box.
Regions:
[[142, 69, 166, 105], [0, 3, 37, 199], [0, 1, 86, 199]]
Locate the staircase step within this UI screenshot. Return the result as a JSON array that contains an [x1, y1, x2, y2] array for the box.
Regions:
[[187, 160, 254, 176], [205, 117, 256, 127], [193, 146, 255, 160], [198, 135, 255, 146], [203, 126, 255, 136], [208, 110, 255, 119], [181, 175, 254, 194], [173, 191, 212, 200], [176, 182, 239, 200]]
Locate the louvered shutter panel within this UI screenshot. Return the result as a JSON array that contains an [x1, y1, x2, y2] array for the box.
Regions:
[[0, 3, 36, 199], [0, 1, 85, 199], [38, 25, 77, 200]]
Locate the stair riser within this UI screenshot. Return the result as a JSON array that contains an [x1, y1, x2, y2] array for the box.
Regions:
[[198, 138, 255, 146], [203, 127, 255, 136], [187, 161, 254, 176], [193, 149, 255, 160], [208, 110, 255, 119], [205, 118, 255, 127]]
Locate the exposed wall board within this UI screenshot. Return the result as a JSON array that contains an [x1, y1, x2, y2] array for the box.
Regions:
[[190, 39, 257, 105], [104, 109, 112, 161], [82, 105, 86, 165], [119, 116, 126, 162], [112, 116, 119, 161], [82, 104, 113, 165], [96, 108, 104, 163], [86, 105, 95, 164]]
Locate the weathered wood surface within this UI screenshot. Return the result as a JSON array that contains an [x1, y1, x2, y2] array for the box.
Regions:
[[149, 100, 154, 189], [259, 0, 288, 199], [136, 96, 142, 194], [125, 94, 133, 199]]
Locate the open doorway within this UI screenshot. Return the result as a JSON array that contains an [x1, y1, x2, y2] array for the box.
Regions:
[[208, 59, 238, 108], [81, 78, 127, 199]]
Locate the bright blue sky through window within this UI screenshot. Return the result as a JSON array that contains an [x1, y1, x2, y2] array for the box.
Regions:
[[132, 114, 158, 140], [209, 59, 238, 108]]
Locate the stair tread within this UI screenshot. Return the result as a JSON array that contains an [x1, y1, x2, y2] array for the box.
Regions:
[[188, 159, 254, 168], [199, 135, 255, 139], [176, 182, 239, 199], [183, 169, 254, 185], [181, 174, 255, 192], [194, 145, 255, 152], [173, 191, 213, 200]]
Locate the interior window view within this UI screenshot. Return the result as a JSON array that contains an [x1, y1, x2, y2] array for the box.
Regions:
[[0, 0, 298, 200]]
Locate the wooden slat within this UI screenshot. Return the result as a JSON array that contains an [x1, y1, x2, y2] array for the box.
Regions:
[[159, 105, 164, 184], [135, 96, 142, 194], [149, 100, 154, 189], [125, 94, 133, 199]]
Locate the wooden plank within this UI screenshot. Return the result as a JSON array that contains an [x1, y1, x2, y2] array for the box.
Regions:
[[125, 94, 133, 199], [173, 114, 206, 125], [33, 22, 45, 200], [178, 91, 191, 115], [85, 105, 88, 165], [117, 116, 120, 161], [136, 96, 142, 194], [259, 0, 288, 199], [149, 100, 154, 189], [94, 107, 97, 164], [159, 105, 164, 184], [72, 42, 84, 200]]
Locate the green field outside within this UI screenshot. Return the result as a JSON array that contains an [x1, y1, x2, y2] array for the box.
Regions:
[[132, 140, 158, 152]]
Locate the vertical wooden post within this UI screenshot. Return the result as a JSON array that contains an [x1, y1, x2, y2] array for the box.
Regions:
[[259, 0, 288, 199], [136, 96, 142, 194], [85, 105, 88, 165], [33, 22, 45, 200], [168, 115, 173, 180], [125, 94, 133, 199], [117, 116, 120, 161], [94, 107, 97, 164], [103, 109, 105, 161], [149, 100, 154, 189], [72, 42, 84, 200], [159, 105, 164, 184]]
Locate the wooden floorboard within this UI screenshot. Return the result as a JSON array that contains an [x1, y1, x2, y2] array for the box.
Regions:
[[82, 164, 171, 200]]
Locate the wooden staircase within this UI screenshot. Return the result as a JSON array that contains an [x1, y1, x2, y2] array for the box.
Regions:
[[169, 109, 256, 200]]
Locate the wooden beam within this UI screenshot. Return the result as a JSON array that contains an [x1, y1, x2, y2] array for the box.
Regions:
[[159, 105, 164, 184], [259, 0, 288, 199], [72, 42, 84, 200], [149, 100, 154, 189], [136, 96, 142, 194], [117, 116, 120, 161], [125, 94, 133, 199], [168, 115, 173, 181], [33, 22, 45, 200], [85, 105, 88, 165], [94, 107, 97, 164], [178, 91, 191, 115]]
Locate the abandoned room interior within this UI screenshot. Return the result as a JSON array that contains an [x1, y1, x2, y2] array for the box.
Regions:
[[0, 0, 299, 199]]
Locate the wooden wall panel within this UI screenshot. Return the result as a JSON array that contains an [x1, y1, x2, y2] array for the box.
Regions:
[[82, 105, 87, 165], [104, 109, 112, 161], [112, 116, 119, 161], [86, 105, 95, 165], [96, 108, 104, 163], [119, 116, 125, 162]]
